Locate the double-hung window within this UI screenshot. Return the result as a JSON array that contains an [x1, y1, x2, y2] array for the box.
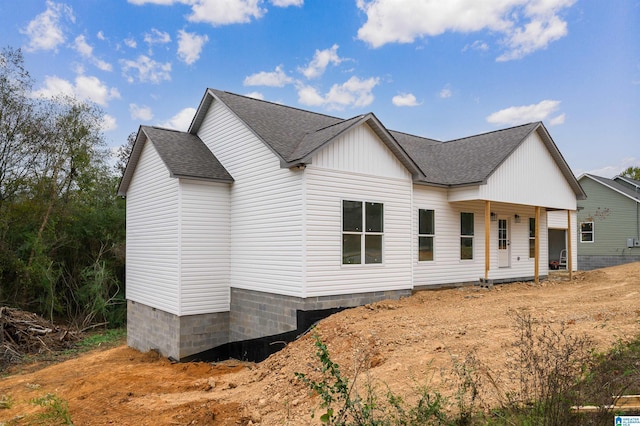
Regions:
[[529, 218, 536, 258], [580, 222, 594, 242], [460, 212, 474, 260], [418, 209, 435, 261], [342, 200, 383, 264]]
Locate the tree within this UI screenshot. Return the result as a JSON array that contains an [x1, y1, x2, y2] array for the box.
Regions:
[[620, 166, 640, 181], [0, 46, 126, 327]]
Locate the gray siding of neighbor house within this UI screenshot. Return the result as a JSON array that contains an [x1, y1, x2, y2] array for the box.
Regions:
[[577, 178, 640, 270]]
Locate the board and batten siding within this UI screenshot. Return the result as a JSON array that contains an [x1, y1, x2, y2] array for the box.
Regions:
[[304, 124, 413, 297], [178, 179, 230, 315], [449, 132, 577, 210], [196, 98, 304, 297], [126, 140, 180, 315]]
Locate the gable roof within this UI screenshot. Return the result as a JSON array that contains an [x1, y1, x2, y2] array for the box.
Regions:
[[579, 173, 640, 203], [117, 126, 233, 196], [189, 89, 424, 176]]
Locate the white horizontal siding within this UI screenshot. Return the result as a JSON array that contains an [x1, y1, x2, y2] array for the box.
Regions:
[[305, 130, 414, 297], [197, 99, 304, 297], [312, 125, 412, 180], [126, 140, 180, 314], [178, 179, 230, 315], [448, 133, 577, 210], [413, 187, 549, 286]]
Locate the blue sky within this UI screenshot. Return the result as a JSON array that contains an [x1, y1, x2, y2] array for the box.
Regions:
[[1, 0, 638, 177]]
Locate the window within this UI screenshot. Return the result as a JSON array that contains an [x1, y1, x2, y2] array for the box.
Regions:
[[580, 221, 594, 242], [529, 218, 536, 258], [342, 200, 383, 264], [418, 209, 435, 261], [460, 212, 474, 260]]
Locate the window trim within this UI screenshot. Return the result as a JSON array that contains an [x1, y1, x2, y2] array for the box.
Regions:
[[529, 217, 536, 258], [460, 212, 474, 260], [418, 209, 435, 262], [342, 200, 384, 265], [580, 221, 594, 243]]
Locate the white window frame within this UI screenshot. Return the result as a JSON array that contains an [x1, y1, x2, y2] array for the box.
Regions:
[[342, 200, 384, 265], [418, 209, 435, 262], [580, 221, 594, 243]]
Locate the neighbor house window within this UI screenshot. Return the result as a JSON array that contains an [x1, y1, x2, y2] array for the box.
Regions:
[[342, 200, 383, 264], [460, 212, 474, 260], [418, 209, 435, 261], [529, 218, 536, 258], [580, 221, 594, 242]]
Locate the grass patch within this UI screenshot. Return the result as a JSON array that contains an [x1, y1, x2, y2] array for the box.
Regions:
[[30, 393, 74, 425], [75, 328, 126, 350]]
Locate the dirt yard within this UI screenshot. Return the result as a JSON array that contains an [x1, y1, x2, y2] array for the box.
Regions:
[[1, 263, 639, 425]]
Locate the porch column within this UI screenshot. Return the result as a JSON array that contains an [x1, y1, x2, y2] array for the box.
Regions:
[[567, 210, 573, 279], [535, 206, 540, 284], [485, 200, 490, 280]]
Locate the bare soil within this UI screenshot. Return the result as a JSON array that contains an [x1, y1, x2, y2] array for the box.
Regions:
[[1, 263, 639, 425]]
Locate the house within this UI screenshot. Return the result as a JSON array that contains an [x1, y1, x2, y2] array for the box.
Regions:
[[575, 174, 640, 270], [117, 88, 585, 360]]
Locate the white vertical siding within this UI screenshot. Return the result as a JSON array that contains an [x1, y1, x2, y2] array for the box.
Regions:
[[179, 179, 230, 315], [479, 132, 577, 210], [312, 125, 412, 180], [126, 140, 180, 314], [304, 126, 413, 297], [197, 99, 304, 297], [414, 186, 549, 286]]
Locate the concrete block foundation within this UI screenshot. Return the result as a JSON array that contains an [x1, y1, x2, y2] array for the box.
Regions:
[[578, 255, 640, 271]]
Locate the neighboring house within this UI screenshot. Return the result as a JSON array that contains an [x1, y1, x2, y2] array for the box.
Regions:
[[118, 89, 585, 360], [576, 174, 640, 270]]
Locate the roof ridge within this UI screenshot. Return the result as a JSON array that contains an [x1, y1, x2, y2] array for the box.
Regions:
[[210, 89, 345, 121], [309, 114, 365, 133], [445, 121, 539, 143], [390, 129, 443, 143]]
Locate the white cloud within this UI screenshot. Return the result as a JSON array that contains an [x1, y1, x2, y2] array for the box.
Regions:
[[356, 0, 576, 60], [575, 157, 638, 179], [129, 104, 154, 121], [486, 99, 561, 125], [392, 93, 420, 107], [187, 0, 266, 26], [160, 107, 197, 131], [271, 0, 303, 5], [299, 44, 343, 79], [245, 91, 265, 100], [463, 40, 489, 52], [124, 37, 137, 48], [120, 55, 172, 84], [549, 113, 565, 125], [177, 30, 209, 64], [32, 75, 121, 106], [439, 85, 452, 99], [144, 28, 171, 45], [298, 76, 380, 110], [101, 114, 117, 132], [21, 1, 75, 52], [73, 35, 113, 71], [97, 31, 106, 41], [244, 65, 293, 87]]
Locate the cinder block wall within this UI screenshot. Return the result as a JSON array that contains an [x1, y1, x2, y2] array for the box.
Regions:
[[127, 300, 229, 360], [578, 255, 640, 271], [229, 288, 411, 342]]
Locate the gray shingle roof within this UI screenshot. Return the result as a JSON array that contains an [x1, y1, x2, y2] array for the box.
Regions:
[[117, 125, 233, 196], [142, 126, 233, 182], [583, 174, 640, 202]]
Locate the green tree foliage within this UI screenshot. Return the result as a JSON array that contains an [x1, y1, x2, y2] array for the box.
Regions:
[[620, 166, 640, 181], [0, 46, 126, 327]]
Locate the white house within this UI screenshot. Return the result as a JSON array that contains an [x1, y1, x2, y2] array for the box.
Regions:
[[118, 89, 586, 360]]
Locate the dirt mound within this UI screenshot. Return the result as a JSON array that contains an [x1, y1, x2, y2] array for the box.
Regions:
[[0, 262, 639, 425], [0, 307, 79, 370]]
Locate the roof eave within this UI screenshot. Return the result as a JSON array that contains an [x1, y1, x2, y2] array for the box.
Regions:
[[116, 126, 146, 197]]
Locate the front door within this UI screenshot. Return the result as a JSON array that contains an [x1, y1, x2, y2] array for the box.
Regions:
[[498, 218, 510, 268]]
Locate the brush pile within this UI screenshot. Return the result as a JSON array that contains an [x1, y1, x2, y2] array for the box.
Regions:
[[0, 306, 79, 370]]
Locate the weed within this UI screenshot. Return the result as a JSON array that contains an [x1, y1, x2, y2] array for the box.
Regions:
[[0, 394, 12, 409], [30, 393, 74, 425]]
